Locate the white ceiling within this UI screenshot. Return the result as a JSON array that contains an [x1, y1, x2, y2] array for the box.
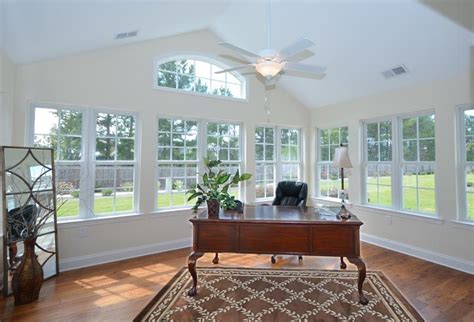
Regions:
[[2, 0, 473, 108]]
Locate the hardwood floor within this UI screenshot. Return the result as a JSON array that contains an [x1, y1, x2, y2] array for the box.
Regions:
[[1, 242, 473, 321]]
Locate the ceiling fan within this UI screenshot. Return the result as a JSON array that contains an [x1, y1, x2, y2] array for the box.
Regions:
[[216, 0, 326, 82]]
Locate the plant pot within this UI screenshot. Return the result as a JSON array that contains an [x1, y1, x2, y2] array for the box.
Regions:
[[207, 199, 220, 218], [12, 237, 44, 305]]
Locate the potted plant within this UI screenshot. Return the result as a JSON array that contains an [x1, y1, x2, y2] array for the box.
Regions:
[[186, 158, 252, 217]]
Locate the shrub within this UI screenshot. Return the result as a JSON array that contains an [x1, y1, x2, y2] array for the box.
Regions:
[[121, 182, 133, 192], [71, 190, 80, 198], [57, 181, 74, 195], [172, 180, 183, 191], [467, 181, 474, 188], [102, 188, 113, 197]]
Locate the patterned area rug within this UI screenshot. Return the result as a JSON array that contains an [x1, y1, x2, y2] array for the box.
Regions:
[[135, 267, 423, 321]]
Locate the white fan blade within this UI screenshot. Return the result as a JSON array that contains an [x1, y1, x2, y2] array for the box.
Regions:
[[219, 42, 260, 59], [214, 64, 254, 74], [284, 49, 315, 62], [279, 38, 315, 60], [219, 54, 253, 64], [284, 63, 326, 79]]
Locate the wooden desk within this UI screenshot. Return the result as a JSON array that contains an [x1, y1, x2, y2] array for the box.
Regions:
[[187, 205, 368, 304]]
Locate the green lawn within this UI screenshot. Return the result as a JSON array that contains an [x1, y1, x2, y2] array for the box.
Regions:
[[58, 175, 474, 220], [58, 194, 135, 217], [57, 189, 239, 217], [320, 173, 474, 219]]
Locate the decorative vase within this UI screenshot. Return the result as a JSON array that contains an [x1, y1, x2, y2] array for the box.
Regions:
[[12, 237, 44, 305], [207, 199, 220, 218]]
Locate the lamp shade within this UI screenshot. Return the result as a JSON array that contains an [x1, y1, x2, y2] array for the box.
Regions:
[[255, 61, 284, 78], [333, 146, 353, 168]]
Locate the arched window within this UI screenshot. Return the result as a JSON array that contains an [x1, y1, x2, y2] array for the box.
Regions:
[[154, 56, 246, 99]]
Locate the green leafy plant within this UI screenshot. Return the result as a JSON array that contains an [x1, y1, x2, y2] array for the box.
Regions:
[[186, 158, 252, 212], [120, 182, 134, 192], [102, 188, 113, 197], [220, 194, 238, 211]]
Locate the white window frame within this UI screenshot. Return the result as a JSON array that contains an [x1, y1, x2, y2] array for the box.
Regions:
[[153, 54, 247, 102], [91, 110, 139, 217], [155, 116, 243, 211], [458, 104, 474, 222], [279, 127, 302, 182], [156, 116, 200, 210], [255, 126, 276, 200], [206, 120, 243, 200], [254, 125, 302, 201], [27, 103, 140, 221], [361, 110, 438, 217], [316, 126, 349, 200], [362, 117, 396, 208]]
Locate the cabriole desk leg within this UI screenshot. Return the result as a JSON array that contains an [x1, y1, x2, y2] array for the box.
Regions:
[[347, 256, 369, 305], [340, 257, 347, 269], [213, 253, 219, 264], [187, 251, 204, 296]]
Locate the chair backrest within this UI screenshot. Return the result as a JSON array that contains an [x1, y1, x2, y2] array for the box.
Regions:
[[272, 181, 308, 207]]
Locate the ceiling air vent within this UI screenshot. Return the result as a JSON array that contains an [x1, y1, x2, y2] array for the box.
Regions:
[[115, 30, 138, 40], [382, 65, 408, 79]]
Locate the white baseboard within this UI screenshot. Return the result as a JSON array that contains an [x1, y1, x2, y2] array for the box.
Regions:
[[361, 233, 474, 275], [59, 237, 192, 272], [59, 233, 473, 275]]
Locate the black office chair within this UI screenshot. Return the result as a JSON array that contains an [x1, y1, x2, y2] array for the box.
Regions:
[[270, 181, 308, 264]]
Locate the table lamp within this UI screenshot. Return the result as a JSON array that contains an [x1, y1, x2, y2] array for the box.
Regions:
[[333, 145, 352, 219]]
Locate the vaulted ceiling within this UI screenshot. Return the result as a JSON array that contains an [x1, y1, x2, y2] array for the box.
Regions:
[[1, 0, 473, 108]]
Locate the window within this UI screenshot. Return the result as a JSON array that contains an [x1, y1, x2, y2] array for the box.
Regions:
[[207, 122, 241, 197], [461, 107, 474, 221], [255, 126, 302, 199], [255, 127, 275, 199], [31, 105, 138, 220], [155, 119, 243, 210], [155, 57, 246, 99], [33, 107, 83, 218], [157, 118, 198, 208], [401, 115, 436, 214], [317, 127, 348, 199], [362, 112, 436, 216], [280, 128, 301, 181], [366, 120, 392, 207], [94, 113, 136, 215]]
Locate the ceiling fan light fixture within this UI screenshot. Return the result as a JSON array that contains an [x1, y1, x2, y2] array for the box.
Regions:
[[255, 61, 285, 78]]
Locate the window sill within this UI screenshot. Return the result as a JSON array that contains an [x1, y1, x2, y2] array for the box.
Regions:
[[253, 198, 274, 205], [311, 196, 350, 206], [449, 220, 474, 230], [58, 212, 146, 228], [58, 209, 193, 228], [353, 204, 444, 225]]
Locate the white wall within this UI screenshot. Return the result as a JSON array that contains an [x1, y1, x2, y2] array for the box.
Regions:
[[310, 73, 474, 272], [471, 46, 474, 102], [10, 28, 473, 273], [12, 29, 312, 269], [0, 49, 15, 145]]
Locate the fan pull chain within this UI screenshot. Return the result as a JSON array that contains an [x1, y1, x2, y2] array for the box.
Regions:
[[267, 0, 271, 49], [264, 90, 271, 123]]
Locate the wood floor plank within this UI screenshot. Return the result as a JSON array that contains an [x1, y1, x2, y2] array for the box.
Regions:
[[0, 242, 472, 321]]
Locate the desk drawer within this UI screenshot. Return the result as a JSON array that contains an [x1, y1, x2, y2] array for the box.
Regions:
[[195, 223, 237, 252], [239, 224, 310, 254], [312, 226, 357, 256]]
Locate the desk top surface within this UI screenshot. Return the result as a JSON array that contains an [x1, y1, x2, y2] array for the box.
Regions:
[[191, 205, 362, 226]]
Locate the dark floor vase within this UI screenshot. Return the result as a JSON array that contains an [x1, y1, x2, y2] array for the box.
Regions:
[[12, 237, 44, 305], [207, 199, 220, 218]]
